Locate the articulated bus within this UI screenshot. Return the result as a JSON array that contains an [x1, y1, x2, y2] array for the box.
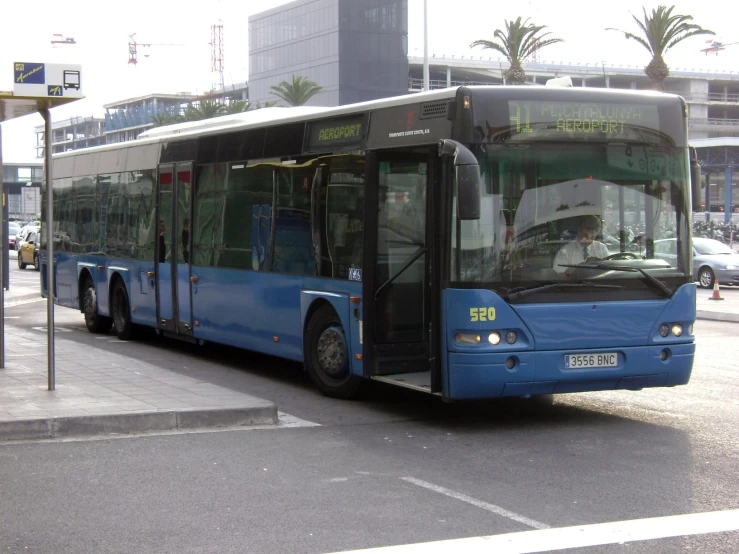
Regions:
[[42, 86, 702, 400]]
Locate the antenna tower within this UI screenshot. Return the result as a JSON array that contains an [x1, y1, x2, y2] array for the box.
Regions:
[[210, 21, 225, 92]]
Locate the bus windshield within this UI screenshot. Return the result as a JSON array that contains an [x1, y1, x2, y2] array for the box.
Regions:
[[450, 142, 692, 299]]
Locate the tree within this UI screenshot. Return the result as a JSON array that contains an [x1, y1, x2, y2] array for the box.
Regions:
[[223, 100, 249, 114], [270, 75, 323, 106], [150, 113, 182, 127], [606, 5, 714, 91], [470, 17, 562, 85], [182, 100, 226, 122]]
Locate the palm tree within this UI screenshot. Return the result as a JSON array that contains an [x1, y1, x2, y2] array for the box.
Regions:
[[182, 100, 227, 122], [270, 75, 323, 106], [150, 113, 182, 127], [606, 6, 713, 91], [470, 17, 562, 85], [223, 100, 249, 114]]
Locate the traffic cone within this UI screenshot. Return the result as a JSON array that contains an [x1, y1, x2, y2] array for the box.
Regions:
[[709, 280, 724, 301]]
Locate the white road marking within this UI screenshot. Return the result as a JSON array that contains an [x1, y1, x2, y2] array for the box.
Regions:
[[401, 477, 549, 530], [330, 509, 739, 554]]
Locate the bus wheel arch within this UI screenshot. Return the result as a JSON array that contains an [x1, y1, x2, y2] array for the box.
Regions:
[[80, 271, 113, 334], [109, 274, 134, 340], [304, 302, 362, 399]]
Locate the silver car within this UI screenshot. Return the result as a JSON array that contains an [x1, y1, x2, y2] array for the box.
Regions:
[[655, 237, 739, 288]]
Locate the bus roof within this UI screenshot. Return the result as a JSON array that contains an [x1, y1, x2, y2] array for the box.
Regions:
[[52, 85, 685, 161]]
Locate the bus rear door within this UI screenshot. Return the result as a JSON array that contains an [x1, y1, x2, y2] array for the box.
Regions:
[[156, 162, 194, 336], [363, 150, 441, 394]]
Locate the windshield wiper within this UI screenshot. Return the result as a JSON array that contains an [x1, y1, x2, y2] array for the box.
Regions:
[[567, 262, 674, 297], [505, 281, 623, 301]]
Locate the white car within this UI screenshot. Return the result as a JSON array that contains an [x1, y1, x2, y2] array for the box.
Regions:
[[15, 224, 39, 251]]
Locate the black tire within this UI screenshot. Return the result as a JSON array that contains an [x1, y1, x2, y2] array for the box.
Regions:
[[698, 266, 715, 289], [17, 254, 26, 270], [111, 279, 134, 340], [34, 253, 40, 271], [82, 279, 113, 334], [305, 304, 362, 399]]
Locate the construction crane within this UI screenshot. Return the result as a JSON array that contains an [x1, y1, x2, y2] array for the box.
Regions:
[[700, 40, 738, 55], [128, 33, 185, 65], [51, 34, 76, 46]]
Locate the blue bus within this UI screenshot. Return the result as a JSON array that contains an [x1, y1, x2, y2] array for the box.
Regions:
[[42, 86, 702, 400]]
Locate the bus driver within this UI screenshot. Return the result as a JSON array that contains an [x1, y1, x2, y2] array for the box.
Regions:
[[553, 215, 609, 278]]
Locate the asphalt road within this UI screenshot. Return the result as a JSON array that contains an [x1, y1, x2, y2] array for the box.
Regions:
[[0, 263, 737, 553]]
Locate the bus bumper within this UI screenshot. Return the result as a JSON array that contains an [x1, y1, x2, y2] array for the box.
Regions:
[[446, 342, 695, 400]]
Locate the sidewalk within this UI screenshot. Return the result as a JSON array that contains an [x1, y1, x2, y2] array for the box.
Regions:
[[0, 283, 277, 442], [695, 284, 739, 323]]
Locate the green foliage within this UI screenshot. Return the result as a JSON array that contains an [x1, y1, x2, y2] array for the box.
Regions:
[[471, 17, 562, 85], [606, 5, 714, 89], [269, 75, 323, 106], [182, 100, 227, 121], [150, 113, 183, 127], [223, 100, 249, 114]]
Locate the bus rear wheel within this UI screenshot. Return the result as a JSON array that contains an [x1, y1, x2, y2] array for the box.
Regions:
[[83, 279, 112, 334], [305, 305, 362, 399], [111, 280, 134, 340]]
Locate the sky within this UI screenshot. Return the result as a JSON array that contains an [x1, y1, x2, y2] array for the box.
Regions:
[[1, 0, 738, 162]]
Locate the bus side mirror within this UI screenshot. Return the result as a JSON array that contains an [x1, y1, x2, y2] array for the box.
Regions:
[[689, 147, 702, 211], [456, 165, 481, 220], [439, 139, 480, 220]]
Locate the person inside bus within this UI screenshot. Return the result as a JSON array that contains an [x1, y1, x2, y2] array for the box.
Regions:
[[553, 215, 609, 278]]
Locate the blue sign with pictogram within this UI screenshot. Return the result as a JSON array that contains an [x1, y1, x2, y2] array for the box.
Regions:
[[14, 63, 45, 85]]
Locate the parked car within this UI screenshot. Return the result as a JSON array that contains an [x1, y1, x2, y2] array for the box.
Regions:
[[15, 224, 39, 251], [655, 237, 739, 288], [18, 231, 40, 271], [8, 222, 21, 250]]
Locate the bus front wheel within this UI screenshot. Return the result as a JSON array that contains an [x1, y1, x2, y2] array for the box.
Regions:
[[111, 280, 134, 340], [305, 305, 362, 399], [83, 279, 113, 334]]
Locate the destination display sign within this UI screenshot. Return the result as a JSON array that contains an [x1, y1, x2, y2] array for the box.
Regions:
[[305, 115, 364, 152], [508, 101, 661, 139]]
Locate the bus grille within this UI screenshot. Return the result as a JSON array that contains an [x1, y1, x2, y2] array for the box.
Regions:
[[420, 101, 450, 119]]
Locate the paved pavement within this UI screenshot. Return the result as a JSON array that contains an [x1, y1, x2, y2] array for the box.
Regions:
[[0, 274, 277, 442], [0, 266, 736, 442]]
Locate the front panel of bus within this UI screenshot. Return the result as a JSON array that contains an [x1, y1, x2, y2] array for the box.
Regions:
[[443, 87, 695, 399]]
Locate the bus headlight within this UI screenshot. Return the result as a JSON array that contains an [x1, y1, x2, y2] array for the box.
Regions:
[[659, 325, 669, 337], [505, 331, 517, 344], [671, 324, 683, 337], [455, 333, 481, 345], [488, 332, 501, 345]]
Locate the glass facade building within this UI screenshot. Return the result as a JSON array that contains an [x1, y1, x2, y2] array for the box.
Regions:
[[249, 0, 408, 107]]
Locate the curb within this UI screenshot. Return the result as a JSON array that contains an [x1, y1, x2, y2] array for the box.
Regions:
[[4, 292, 43, 306], [696, 310, 739, 323], [0, 405, 278, 442]]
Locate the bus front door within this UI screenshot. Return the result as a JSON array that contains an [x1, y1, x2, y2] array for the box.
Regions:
[[156, 163, 194, 336], [364, 151, 440, 392]]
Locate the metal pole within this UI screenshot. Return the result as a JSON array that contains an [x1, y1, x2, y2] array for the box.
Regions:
[[0, 123, 5, 368], [423, 0, 429, 91], [42, 107, 55, 390]]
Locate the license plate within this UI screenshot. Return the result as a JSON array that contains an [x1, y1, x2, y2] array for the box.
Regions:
[[565, 353, 618, 369]]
